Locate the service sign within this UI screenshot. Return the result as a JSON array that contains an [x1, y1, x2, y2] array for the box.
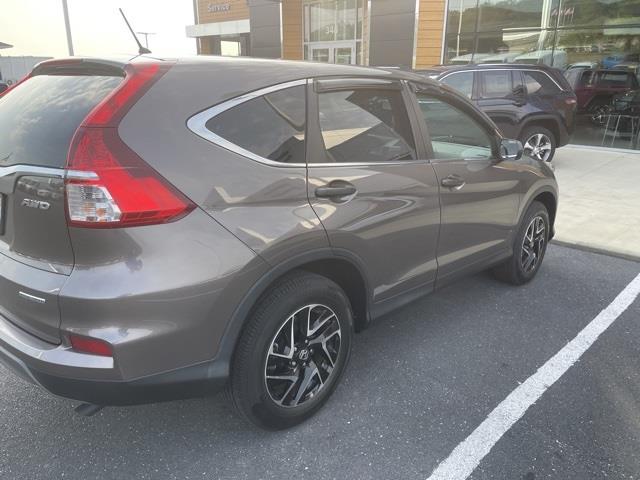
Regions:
[[207, 2, 231, 13]]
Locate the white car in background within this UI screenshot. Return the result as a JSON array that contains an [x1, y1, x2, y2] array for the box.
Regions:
[[514, 50, 567, 69], [480, 52, 523, 63], [448, 53, 493, 65]]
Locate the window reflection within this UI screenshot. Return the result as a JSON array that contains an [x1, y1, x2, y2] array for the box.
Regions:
[[478, 0, 559, 31], [444, 0, 640, 150], [476, 30, 557, 65], [317, 89, 416, 163], [558, 0, 640, 27], [557, 27, 640, 69], [447, 0, 478, 34]]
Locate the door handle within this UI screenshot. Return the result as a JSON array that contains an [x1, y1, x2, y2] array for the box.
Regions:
[[315, 182, 357, 198], [441, 175, 466, 189]]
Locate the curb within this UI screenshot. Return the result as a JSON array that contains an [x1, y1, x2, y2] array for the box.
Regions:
[[551, 239, 640, 263]]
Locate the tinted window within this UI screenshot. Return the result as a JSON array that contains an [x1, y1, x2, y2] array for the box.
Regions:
[[523, 71, 561, 95], [441, 72, 474, 99], [0, 74, 121, 168], [417, 94, 492, 160], [317, 89, 416, 163], [206, 85, 306, 164], [479, 70, 512, 98], [598, 71, 634, 88]]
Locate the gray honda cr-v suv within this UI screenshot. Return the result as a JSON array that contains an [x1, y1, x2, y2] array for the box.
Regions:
[[0, 56, 557, 429]]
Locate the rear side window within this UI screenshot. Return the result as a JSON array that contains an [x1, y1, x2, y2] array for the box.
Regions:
[[205, 85, 306, 164], [0, 74, 122, 168], [523, 71, 561, 95], [479, 71, 512, 99], [441, 72, 474, 99], [317, 89, 416, 163]]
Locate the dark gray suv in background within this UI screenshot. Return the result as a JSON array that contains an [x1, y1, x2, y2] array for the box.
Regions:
[[416, 64, 577, 163], [0, 56, 557, 429]]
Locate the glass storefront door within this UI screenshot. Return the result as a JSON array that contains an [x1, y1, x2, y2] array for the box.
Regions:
[[310, 42, 356, 64], [335, 46, 354, 64], [304, 0, 365, 64], [311, 47, 331, 62]]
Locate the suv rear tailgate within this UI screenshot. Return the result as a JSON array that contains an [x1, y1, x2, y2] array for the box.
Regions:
[[0, 59, 125, 343]]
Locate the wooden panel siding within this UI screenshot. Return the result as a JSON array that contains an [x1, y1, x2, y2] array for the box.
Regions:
[[414, 0, 446, 68], [282, 0, 303, 60]]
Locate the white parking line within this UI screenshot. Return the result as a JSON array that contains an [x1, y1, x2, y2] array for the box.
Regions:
[[427, 272, 640, 480]]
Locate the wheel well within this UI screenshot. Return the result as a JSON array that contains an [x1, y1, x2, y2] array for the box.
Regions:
[[522, 119, 560, 145], [298, 259, 369, 332], [533, 191, 557, 232]]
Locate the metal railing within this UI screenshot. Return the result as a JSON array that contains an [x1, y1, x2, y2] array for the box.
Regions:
[[602, 114, 640, 149]]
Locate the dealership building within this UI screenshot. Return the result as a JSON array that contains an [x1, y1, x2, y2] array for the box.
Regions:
[[187, 1, 640, 68], [186, 0, 445, 68], [187, 0, 640, 149]]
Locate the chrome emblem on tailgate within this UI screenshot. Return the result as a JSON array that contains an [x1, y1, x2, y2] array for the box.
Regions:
[[21, 198, 51, 210]]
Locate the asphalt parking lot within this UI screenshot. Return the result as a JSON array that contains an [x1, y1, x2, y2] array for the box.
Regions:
[[1, 244, 639, 480]]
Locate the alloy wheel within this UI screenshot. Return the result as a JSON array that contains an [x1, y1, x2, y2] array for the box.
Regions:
[[521, 215, 546, 274], [523, 133, 553, 162], [265, 304, 342, 408]]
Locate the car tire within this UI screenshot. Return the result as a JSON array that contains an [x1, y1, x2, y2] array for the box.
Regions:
[[492, 201, 550, 286], [229, 271, 353, 430], [520, 126, 556, 163]]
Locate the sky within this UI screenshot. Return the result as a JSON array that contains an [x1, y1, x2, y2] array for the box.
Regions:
[[0, 0, 197, 58]]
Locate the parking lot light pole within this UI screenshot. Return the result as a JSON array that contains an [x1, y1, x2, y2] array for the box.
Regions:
[[62, 0, 74, 56]]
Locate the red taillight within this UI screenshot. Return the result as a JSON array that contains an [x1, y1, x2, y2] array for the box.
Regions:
[[83, 63, 161, 127], [69, 334, 113, 357], [65, 61, 195, 228]]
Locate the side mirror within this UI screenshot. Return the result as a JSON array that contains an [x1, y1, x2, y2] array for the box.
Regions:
[[499, 139, 523, 161], [0, 82, 7, 94]]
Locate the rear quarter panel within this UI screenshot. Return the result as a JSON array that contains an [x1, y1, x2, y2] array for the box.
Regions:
[[61, 208, 267, 380]]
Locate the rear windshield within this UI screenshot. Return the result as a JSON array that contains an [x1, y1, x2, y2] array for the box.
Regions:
[[0, 74, 122, 168]]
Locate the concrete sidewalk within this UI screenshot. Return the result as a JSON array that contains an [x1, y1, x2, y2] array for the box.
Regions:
[[552, 145, 640, 260]]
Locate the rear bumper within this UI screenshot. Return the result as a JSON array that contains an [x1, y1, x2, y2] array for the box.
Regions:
[[0, 313, 228, 406]]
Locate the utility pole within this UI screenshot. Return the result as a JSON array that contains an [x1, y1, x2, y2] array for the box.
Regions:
[[61, 0, 74, 56], [136, 31, 156, 49]]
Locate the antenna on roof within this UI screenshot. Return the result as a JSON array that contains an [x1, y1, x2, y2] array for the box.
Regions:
[[119, 8, 151, 55]]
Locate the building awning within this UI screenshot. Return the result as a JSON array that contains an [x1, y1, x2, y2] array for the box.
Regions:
[[186, 19, 250, 38], [0, 42, 13, 49]]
